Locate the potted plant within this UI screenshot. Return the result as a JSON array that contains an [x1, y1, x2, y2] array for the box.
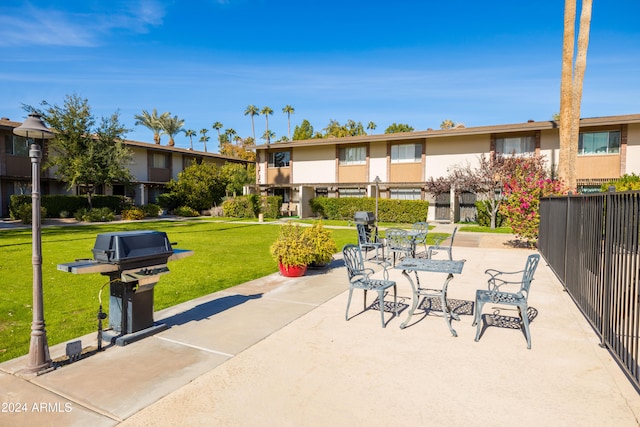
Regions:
[[303, 222, 337, 268], [270, 223, 314, 277]]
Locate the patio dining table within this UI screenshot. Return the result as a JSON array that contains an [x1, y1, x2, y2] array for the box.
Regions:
[[395, 257, 465, 336]]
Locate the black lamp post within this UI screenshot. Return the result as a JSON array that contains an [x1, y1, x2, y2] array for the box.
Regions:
[[13, 113, 54, 374]]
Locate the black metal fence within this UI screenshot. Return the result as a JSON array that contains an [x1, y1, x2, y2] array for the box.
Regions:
[[539, 190, 640, 390]]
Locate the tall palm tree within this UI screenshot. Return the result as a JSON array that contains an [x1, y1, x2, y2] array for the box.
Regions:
[[244, 105, 259, 141], [260, 106, 273, 143], [183, 129, 196, 150], [559, 0, 592, 191], [134, 108, 169, 144], [282, 105, 295, 140], [212, 121, 224, 148], [199, 128, 209, 152], [367, 121, 377, 135], [224, 128, 237, 151], [161, 115, 185, 146]]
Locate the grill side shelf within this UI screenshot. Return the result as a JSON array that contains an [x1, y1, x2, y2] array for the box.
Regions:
[[57, 260, 120, 275]]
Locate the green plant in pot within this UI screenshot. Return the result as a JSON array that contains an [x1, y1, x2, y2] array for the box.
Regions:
[[270, 223, 314, 277], [303, 222, 337, 268]]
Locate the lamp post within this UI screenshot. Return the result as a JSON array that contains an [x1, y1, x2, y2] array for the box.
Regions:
[[373, 176, 381, 225], [13, 113, 54, 374]]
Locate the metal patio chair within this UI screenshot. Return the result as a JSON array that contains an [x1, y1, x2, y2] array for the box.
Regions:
[[473, 254, 541, 349], [385, 228, 414, 266], [411, 221, 429, 256], [356, 223, 384, 262], [428, 226, 458, 260], [342, 244, 398, 328]]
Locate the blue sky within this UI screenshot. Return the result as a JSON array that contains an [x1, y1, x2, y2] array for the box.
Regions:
[[1, 0, 639, 151]]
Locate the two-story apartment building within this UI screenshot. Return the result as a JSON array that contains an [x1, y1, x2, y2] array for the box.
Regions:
[[0, 117, 251, 217], [254, 113, 640, 221]]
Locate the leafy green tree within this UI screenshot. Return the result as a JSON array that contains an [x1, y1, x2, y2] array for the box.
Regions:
[[134, 108, 169, 144], [33, 94, 133, 209], [161, 114, 184, 146], [260, 106, 273, 143], [166, 163, 226, 211], [293, 119, 314, 140], [244, 105, 259, 140], [183, 129, 196, 150], [323, 119, 365, 137], [385, 123, 414, 133], [282, 104, 295, 140], [219, 162, 255, 197]]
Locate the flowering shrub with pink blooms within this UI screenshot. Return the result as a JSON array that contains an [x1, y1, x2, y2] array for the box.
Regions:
[[498, 156, 566, 246]]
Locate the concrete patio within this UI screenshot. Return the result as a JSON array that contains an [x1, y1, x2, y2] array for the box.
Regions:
[[1, 229, 639, 426]]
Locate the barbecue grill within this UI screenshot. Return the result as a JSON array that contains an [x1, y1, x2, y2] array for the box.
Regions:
[[354, 211, 376, 225], [58, 230, 193, 346]]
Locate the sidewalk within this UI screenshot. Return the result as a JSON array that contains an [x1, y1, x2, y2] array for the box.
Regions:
[[1, 230, 640, 426]]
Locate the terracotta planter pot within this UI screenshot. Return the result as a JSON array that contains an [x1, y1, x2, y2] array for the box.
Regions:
[[278, 263, 307, 277]]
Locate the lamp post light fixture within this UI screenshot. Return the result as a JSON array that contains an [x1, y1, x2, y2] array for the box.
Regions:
[[373, 176, 382, 225], [13, 113, 54, 374]]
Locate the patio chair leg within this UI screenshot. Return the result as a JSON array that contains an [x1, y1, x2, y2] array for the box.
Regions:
[[519, 304, 532, 349], [378, 291, 386, 328], [346, 288, 355, 321], [363, 290, 368, 311], [473, 299, 485, 342]]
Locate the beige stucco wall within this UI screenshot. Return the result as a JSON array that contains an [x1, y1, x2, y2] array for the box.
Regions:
[[626, 124, 640, 174], [291, 145, 336, 184], [369, 141, 388, 181], [128, 146, 148, 181], [539, 129, 559, 172], [424, 134, 489, 178]]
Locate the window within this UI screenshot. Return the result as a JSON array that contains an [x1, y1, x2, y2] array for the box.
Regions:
[[391, 143, 421, 163], [152, 153, 170, 169], [339, 188, 366, 198], [578, 131, 620, 155], [495, 136, 535, 155], [268, 151, 290, 167], [338, 146, 366, 165], [5, 135, 29, 157], [390, 188, 421, 200]]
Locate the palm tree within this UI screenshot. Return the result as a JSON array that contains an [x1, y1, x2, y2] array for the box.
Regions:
[[134, 109, 169, 144], [183, 129, 196, 150], [282, 105, 295, 140], [559, 0, 592, 191], [225, 128, 237, 151], [262, 129, 275, 142], [260, 106, 273, 143], [244, 105, 259, 141], [212, 121, 223, 148], [367, 121, 377, 135], [161, 115, 185, 146], [199, 128, 209, 152]]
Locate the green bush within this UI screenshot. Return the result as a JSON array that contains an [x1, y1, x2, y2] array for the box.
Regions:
[[601, 173, 640, 192], [310, 197, 429, 223], [121, 206, 145, 220], [157, 193, 183, 212], [17, 204, 47, 225], [74, 207, 115, 222], [142, 203, 161, 217], [175, 206, 200, 217], [475, 200, 505, 227], [261, 196, 281, 219], [9, 194, 126, 218], [221, 195, 281, 219]]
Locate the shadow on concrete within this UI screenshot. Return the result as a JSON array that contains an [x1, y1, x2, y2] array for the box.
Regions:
[[161, 293, 263, 327]]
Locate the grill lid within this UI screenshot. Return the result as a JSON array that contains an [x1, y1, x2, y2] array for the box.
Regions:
[[92, 231, 173, 264], [354, 211, 375, 225]]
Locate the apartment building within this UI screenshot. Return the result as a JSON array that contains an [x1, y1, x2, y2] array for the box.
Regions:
[[254, 114, 640, 221], [0, 117, 251, 217]]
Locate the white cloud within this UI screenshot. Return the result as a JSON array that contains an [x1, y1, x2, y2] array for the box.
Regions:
[[0, 1, 166, 47]]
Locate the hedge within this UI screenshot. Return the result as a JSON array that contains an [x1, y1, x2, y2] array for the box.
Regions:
[[309, 197, 429, 223], [9, 194, 126, 219], [222, 195, 281, 219], [475, 200, 505, 227]]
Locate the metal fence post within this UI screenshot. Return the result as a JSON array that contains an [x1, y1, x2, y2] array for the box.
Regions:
[[600, 186, 616, 348]]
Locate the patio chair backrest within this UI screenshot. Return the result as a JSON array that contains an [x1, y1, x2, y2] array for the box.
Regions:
[[385, 228, 412, 253], [520, 254, 541, 296], [412, 222, 428, 234], [342, 244, 366, 281]]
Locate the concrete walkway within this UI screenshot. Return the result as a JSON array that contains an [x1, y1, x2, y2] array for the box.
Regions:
[[1, 226, 639, 426]]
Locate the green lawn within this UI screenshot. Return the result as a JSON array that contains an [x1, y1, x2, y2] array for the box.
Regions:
[[0, 220, 360, 363]]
